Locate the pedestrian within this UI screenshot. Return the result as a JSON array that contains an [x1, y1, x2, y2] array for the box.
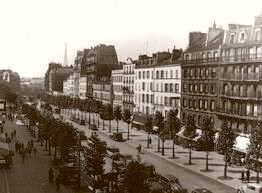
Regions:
[[55, 174, 61, 190], [246, 169, 250, 183], [137, 144, 142, 153], [149, 137, 152, 145], [48, 168, 54, 182], [33, 147, 37, 157], [241, 170, 245, 182]]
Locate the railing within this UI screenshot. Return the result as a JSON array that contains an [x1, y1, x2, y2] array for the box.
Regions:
[[183, 53, 262, 64]]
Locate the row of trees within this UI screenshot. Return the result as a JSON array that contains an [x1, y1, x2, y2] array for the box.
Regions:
[[42, 94, 262, 183]]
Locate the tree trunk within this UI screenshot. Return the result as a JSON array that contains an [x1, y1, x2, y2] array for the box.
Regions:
[[257, 156, 260, 183], [48, 139, 51, 155], [93, 113, 95, 125], [147, 132, 150, 148], [109, 120, 111, 133], [172, 138, 175, 158], [88, 111, 91, 125], [97, 114, 100, 128], [45, 139, 48, 150], [224, 155, 228, 178], [206, 151, 209, 171], [117, 121, 119, 133], [54, 146, 57, 160], [161, 140, 165, 156], [127, 124, 130, 140], [103, 119, 105, 130], [157, 135, 160, 152]]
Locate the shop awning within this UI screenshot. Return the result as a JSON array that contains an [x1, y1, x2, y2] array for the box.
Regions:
[[232, 133, 250, 154], [0, 142, 9, 155]]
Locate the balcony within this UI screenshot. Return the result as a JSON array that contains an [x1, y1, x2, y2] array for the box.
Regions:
[[183, 57, 219, 65], [221, 53, 262, 63]]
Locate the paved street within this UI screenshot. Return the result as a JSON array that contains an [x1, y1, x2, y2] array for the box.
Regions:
[[0, 117, 75, 193], [63, 109, 243, 192], [1, 109, 260, 193]]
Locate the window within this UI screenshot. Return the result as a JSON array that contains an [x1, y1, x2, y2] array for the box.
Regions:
[[204, 100, 208, 109], [199, 100, 203, 109], [175, 84, 179, 93], [240, 32, 245, 41], [139, 71, 141, 79], [211, 100, 215, 111], [142, 94, 144, 103], [255, 29, 261, 41], [254, 105, 258, 117], [230, 33, 235, 44], [170, 70, 173, 78], [147, 71, 150, 79], [143, 71, 145, 79], [176, 70, 178, 78], [142, 82, 145, 91]]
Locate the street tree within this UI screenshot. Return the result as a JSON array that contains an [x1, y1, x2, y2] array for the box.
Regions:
[[154, 111, 164, 152], [184, 115, 196, 138], [216, 119, 236, 178], [113, 106, 122, 133], [247, 122, 262, 183], [123, 161, 151, 193], [166, 109, 180, 158], [123, 109, 132, 140], [105, 104, 114, 133], [83, 132, 107, 192], [144, 115, 153, 148], [201, 117, 215, 171]]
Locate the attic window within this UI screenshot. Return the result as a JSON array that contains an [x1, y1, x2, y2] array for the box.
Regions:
[[240, 32, 245, 42], [230, 33, 235, 44]]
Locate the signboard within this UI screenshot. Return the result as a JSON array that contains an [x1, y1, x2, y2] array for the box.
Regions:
[[0, 101, 6, 111]]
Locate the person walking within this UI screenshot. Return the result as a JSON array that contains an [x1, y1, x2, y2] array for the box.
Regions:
[[48, 168, 54, 183], [55, 174, 61, 190], [33, 147, 37, 157], [246, 169, 250, 183], [241, 170, 245, 182]]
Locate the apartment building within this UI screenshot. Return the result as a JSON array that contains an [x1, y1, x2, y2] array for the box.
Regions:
[[93, 81, 112, 105], [218, 11, 262, 134], [154, 64, 181, 117], [182, 22, 224, 128], [112, 68, 123, 108], [122, 63, 135, 113]]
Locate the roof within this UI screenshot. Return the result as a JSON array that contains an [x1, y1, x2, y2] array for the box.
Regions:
[[184, 31, 224, 53]]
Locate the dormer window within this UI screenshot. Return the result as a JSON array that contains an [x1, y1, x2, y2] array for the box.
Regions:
[[240, 31, 245, 42], [255, 28, 261, 41], [230, 33, 235, 44]]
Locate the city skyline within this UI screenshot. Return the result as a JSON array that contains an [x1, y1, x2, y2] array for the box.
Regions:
[[0, 0, 261, 77]]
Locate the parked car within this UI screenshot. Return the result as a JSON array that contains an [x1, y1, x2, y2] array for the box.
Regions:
[[237, 183, 262, 193], [107, 146, 120, 158], [157, 174, 187, 193], [77, 130, 87, 140], [79, 119, 86, 125], [89, 124, 98, 131], [191, 188, 213, 193], [109, 132, 123, 142]]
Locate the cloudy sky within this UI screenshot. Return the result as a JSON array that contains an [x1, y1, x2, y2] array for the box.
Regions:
[[0, 0, 261, 77]]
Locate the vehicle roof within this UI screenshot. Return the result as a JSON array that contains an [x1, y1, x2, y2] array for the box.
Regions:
[[192, 188, 213, 193], [163, 174, 179, 181], [246, 183, 262, 188]]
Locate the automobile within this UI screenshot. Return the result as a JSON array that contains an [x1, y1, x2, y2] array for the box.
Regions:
[[191, 188, 213, 193], [79, 119, 86, 125], [107, 146, 120, 158], [77, 130, 87, 140], [237, 183, 262, 193], [89, 124, 98, 131], [148, 181, 165, 193], [157, 174, 187, 193], [109, 132, 123, 142]]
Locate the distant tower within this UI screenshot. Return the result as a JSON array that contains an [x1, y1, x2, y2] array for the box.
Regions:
[[63, 43, 68, 66]]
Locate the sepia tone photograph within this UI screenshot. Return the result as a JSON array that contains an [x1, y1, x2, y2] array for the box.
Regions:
[[1, 0, 262, 192]]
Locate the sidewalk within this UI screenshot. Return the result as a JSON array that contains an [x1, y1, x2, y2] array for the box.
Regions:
[[2, 117, 79, 193], [110, 120, 260, 190], [63, 109, 260, 191]]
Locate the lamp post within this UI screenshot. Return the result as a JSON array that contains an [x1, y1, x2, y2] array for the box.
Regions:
[[257, 144, 261, 184]]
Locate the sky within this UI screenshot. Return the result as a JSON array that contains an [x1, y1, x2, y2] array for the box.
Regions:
[[0, 0, 262, 78]]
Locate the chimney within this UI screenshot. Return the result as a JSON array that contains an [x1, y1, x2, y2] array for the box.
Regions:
[[255, 9, 262, 26]]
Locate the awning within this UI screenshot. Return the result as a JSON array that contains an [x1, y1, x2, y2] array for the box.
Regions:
[[233, 133, 250, 154], [0, 142, 9, 155]]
